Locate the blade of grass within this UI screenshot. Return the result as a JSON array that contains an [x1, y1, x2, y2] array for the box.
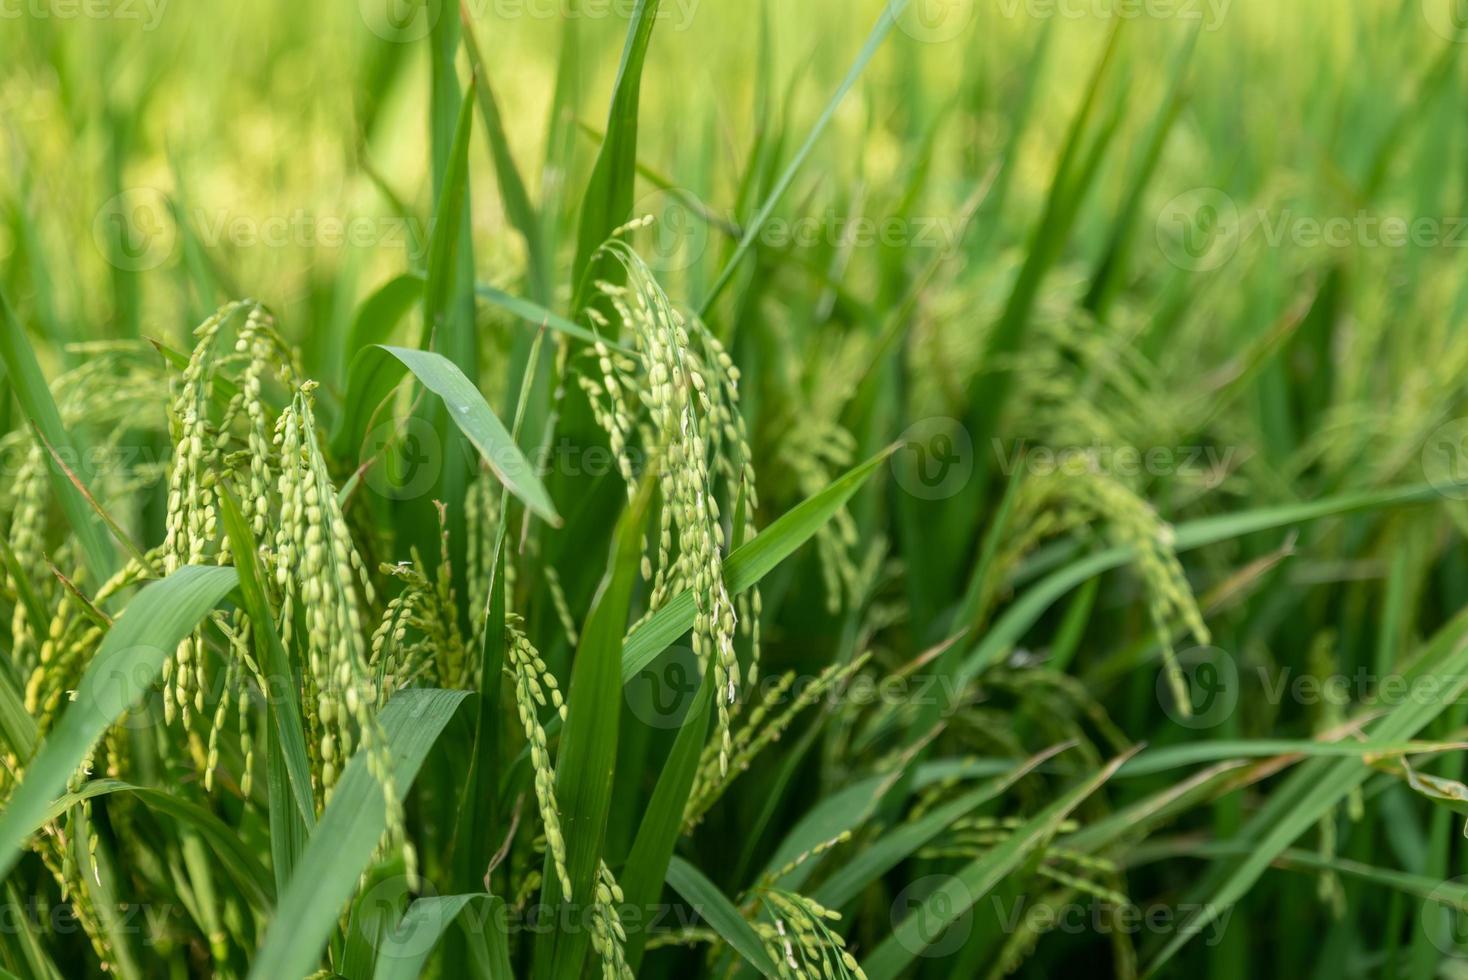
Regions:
[[373, 894, 479, 980], [621, 668, 714, 970], [460, 8, 548, 303], [247, 688, 469, 980], [43, 779, 273, 911], [1144, 605, 1468, 974], [862, 747, 1138, 979], [535, 482, 652, 980], [374, 345, 560, 525], [665, 857, 780, 979], [0, 564, 238, 882], [815, 741, 1076, 910], [570, 0, 663, 299], [958, 483, 1443, 688], [474, 282, 629, 351], [697, 0, 909, 318]]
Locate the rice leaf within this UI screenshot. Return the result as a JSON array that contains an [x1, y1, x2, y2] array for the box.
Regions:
[[218, 489, 316, 831], [372, 894, 478, 980], [0, 565, 239, 882], [665, 857, 780, 979], [363, 345, 560, 525], [862, 747, 1138, 979], [697, 0, 907, 317], [621, 667, 714, 970], [534, 483, 651, 979], [571, 0, 663, 298], [247, 688, 469, 980]]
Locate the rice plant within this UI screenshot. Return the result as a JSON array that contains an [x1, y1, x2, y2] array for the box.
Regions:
[[3, 1, 1468, 978]]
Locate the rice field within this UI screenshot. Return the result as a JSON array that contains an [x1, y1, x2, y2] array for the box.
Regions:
[[3, 0, 1468, 977]]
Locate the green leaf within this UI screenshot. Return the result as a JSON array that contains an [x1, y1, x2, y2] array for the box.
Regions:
[[0, 288, 116, 582], [355, 345, 561, 525], [621, 668, 714, 970], [248, 688, 469, 980], [0, 565, 239, 882], [535, 484, 652, 980], [421, 71, 476, 355], [697, 0, 905, 317], [862, 747, 1137, 980], [460, 12, 548, 303], [42, 779, 273, 912], [339, 272, 423, 386], [665, 857, 780, 979], [571, 0, 663, 297], [814, 742, 1075, 910], [372, 895, 478, 980], [451, 544, 506, 894], [474, 282, 629, 351], [957, 483, 1442, 687], [0, 652, 36, 761], [1143, 606, 1468, 975]]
